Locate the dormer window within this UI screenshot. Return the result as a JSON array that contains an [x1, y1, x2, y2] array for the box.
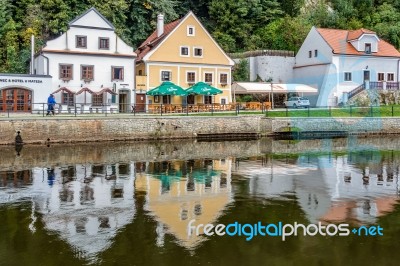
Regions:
[[365, 43, 371, 54]]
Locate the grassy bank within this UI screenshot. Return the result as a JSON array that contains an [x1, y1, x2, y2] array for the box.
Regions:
[[266, 106, 400, 118]]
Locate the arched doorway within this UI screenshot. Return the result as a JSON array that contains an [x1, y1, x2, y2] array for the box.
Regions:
[[0, 88, 32, 112]]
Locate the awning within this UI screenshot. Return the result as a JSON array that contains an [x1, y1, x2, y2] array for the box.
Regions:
[[52, 87, 75, 94], [94, 88, 117, 95], [232, 82, 318, 94], [76, 87, 94, 95]]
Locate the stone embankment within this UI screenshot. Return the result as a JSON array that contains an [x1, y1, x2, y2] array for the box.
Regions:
[[1, 116, 400, 145]]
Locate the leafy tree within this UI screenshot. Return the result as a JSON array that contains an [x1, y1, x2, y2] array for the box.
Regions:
[[0, 0, 12, 40], [371, 3, 400, 49], [277, 0, 304, 17], [87, 0, 130, 43], [232, 59, 249, 82], [254, 16, 311, 52], [127, 0, 180, 48], [304, 0, 338, 28], [209, 0, 283, 51]]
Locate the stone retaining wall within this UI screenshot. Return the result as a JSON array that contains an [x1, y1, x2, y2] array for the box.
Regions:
[[2, 116, 400, 145], [0, 116, 268, 145]]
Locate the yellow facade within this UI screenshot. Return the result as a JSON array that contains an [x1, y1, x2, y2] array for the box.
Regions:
[[136, 12, 235, 106], [135, 159, 232, 249]]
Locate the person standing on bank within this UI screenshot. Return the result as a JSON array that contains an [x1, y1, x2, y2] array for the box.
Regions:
[[46, 94, 56, 116]]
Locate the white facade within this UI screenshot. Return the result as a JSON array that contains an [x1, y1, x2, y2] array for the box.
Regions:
[[294, 27, 400, 107], [232, 51, 295, 83], [0, 74, 52, 112], [34, 7, 136, 113]]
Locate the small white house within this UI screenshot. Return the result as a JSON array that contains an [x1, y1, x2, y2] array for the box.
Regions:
[[293, 27, 400, 106], [34, 7, 136, 113]]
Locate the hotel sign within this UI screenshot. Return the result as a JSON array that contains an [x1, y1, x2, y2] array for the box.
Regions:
[[0, 78, 43, 84]]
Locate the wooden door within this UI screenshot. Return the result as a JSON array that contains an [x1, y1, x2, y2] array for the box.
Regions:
[[0, 88, 32, 112], [135, 93, 146, 112]]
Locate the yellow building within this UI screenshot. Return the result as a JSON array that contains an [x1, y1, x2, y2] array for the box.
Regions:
[[134, 159, 232, 249], [135, 12, 235, 111]]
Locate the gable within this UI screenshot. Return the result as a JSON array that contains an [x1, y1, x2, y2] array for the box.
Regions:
[[295, 27, 333, 67], [69, 8, 115, 30], [317, 28, 400, 57], [144, 13, 234, 66]]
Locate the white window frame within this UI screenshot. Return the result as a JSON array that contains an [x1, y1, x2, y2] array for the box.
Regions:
[[220, 97, 228, 105], [219, 72, 229, 85], [187, 25, 195, 36], [160, 70, 172, 82], [377, 72, 385, 81], [387, 72, 395, 82], [180, 46, 190, 57], [186, 71, 196, 84], [344, 72, 352, 82], [204, 72, 213, 84], [365, 43, 372, 54], [193, 47, 203, 58]]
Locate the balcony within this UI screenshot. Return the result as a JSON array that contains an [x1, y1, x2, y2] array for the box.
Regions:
[[370, 81, 400, 90]]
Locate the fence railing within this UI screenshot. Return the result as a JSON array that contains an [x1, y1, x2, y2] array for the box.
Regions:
[[0, 102, 274, 118], [265, 105, 400, 118]]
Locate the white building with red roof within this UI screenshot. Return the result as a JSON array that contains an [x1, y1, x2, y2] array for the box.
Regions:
[[294, 26, 400, 106]]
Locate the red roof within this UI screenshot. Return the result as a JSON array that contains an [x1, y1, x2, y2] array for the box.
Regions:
[[347, 28, 376, 41], [316, 28, 400, 57], [135, 19, 182, 62]]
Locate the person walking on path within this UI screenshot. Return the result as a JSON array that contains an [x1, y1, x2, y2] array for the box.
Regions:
[[46, 94, 56, 116]]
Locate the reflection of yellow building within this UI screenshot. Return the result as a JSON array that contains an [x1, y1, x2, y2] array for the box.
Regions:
[[135, 12, 235, 108], [135, 159, 232, 248]]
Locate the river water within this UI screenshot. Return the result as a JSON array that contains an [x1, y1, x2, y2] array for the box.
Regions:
[[0, 137, 399, 266]]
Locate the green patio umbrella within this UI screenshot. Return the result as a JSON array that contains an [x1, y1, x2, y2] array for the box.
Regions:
[[146, 81, 187, 96], [186, 82, 223, 95]]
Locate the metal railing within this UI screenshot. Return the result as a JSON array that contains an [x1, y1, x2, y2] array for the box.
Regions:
[[0, 102, 275, 118], [129, 102, 273, 116], [265, 105, 400, 118]]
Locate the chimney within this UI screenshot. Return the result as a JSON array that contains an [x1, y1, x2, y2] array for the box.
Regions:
[[157, 14, 164, 37]]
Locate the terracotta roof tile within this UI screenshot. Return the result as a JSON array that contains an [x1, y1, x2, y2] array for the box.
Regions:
[[347, 28, 375, 41], [135, 19, 182, 62], [317, 28, 400, 57]]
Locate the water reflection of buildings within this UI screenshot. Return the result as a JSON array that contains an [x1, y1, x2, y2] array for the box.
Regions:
[[0, 157, 232, 255], [234, 151, 400, 225], [0, 163, 136, 261], [136, 159, 232, 249]]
